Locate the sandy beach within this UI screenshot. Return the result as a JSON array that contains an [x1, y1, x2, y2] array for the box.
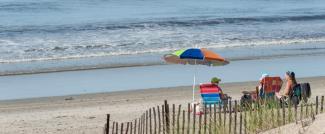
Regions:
[[0, 76, 324, 134], [2, 0, 325, 134]]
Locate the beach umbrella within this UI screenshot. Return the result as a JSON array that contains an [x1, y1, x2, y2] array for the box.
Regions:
[[163, 48, 229, 102]]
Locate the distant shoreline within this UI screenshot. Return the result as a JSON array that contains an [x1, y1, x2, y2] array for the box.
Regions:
[[1, 51, 325, 77]]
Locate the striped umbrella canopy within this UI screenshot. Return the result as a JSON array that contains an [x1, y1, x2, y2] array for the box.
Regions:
[[163, 48, 229, 102]]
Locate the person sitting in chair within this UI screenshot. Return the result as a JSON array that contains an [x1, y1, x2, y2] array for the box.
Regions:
[[210, 77, 229, 100]]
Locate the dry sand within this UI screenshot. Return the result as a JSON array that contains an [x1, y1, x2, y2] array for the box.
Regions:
[[262, 113, 325, 134], [0, 76, 324, 134]]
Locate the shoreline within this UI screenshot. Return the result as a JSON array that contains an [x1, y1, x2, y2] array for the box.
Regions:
[[2, 54, 325, 100], [0, 76, 324, 134], [0, 75, 324, 103]]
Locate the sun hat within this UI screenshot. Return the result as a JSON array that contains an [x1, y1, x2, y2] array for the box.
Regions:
[[211, 77, 221, 83], [259, 73, 269, 81]]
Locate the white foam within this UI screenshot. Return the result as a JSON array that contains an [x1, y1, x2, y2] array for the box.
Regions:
[[1, 37, 325, 64]]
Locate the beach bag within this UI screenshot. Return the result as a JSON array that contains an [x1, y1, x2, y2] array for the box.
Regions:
[[292, 84, 301, 97], [300, 83, 311, 97], [240, 94, 252, 107], [300, 83, 311, 103]]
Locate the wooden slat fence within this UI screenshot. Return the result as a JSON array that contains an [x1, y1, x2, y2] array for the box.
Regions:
[[104, 95, 324, 134]]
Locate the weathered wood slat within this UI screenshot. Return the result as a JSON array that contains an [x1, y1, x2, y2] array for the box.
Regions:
[[162, 105, 165, 134], [198, 112, 202, 134], [229, 100, 232, 134], [172, 104, 175, 134], [193, 104, 196, 134], [158, 106, 161, 134], [187, 103, 191, 134], [121, 123, 124, 134], [182, 110, 185, 134], [150, 109, 152, 134], [234, 100, 237, 134], [153, 107, 157, 134], [165, 101, 170, 134], [321, 96, 324, 113], [204, 105, 207, 134], [106, 114, 110, 134], [177, 105, 181, 134], [316, 96, 319, 115]]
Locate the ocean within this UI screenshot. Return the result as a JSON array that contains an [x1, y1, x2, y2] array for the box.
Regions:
[[1, 0, 325, 100], [1, 0, 325, 75]]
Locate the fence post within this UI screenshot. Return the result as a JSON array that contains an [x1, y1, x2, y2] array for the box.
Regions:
[[300, 103, 304, 122], [140, 115, 142, 134], [244, 109, 247, 134], [126, 122, 129, 134], [187, 103, 191, 134], [214, 103, 217, 133], [294, 103, 298, 124], [209, 104, 212, 134], [306, 103, 309, 117], [199, 112, 202, 134], [177, 105, 181, 134], [193, 104, 197, 134], [223, 103, 226, 129], [182, 110, 185, 134], [134, 119, 137, 134], [239, 103, 243, 134], [282, 102, 285, 125], [234, 100, 237, 134], [229, 99, 232, 134], [321, 96, 324, 113], [277, 102, 280, 126], [131, 122, 133, 134], [106, 114, 110, 134], [115, 122, 118, 134], [143, 113, 146, 134], [165, 100, 170, 134], [150, 109, 152, 134], [271, 103, 275, 127], [288, 100, 292, 122], [139, 118, 142, 134], [121, 123, 124, 134], [316, 96, 319, 115], [138, 117, 142, 134], [112, 122, 115, 134], [146, 111, 148, 134], [158, 106, 161, 134], [173, 104, 175, 134], [139, 118, 141, 134], [153, 108, 157, 134], [310, 103, 314, 117], [218, 103, 222, 127], [204, 105, 207, 134]]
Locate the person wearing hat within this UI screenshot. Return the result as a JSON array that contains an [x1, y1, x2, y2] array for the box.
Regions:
[[258, 73, 269, 97], [211, 77, 227, 100]]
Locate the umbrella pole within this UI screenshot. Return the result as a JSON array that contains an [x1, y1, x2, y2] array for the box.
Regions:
[[193, 72, 195, 102], [192, 60, 197, 102]]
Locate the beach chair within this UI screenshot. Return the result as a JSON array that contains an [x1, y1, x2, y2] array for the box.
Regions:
[[199, 83, 228, 107], [241, 77, 283, 106], [259, 77, 283, 99]]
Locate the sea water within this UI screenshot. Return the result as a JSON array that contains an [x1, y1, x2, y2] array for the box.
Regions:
[[1, 0, 325, 75], [1, 0, 325, 100]]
